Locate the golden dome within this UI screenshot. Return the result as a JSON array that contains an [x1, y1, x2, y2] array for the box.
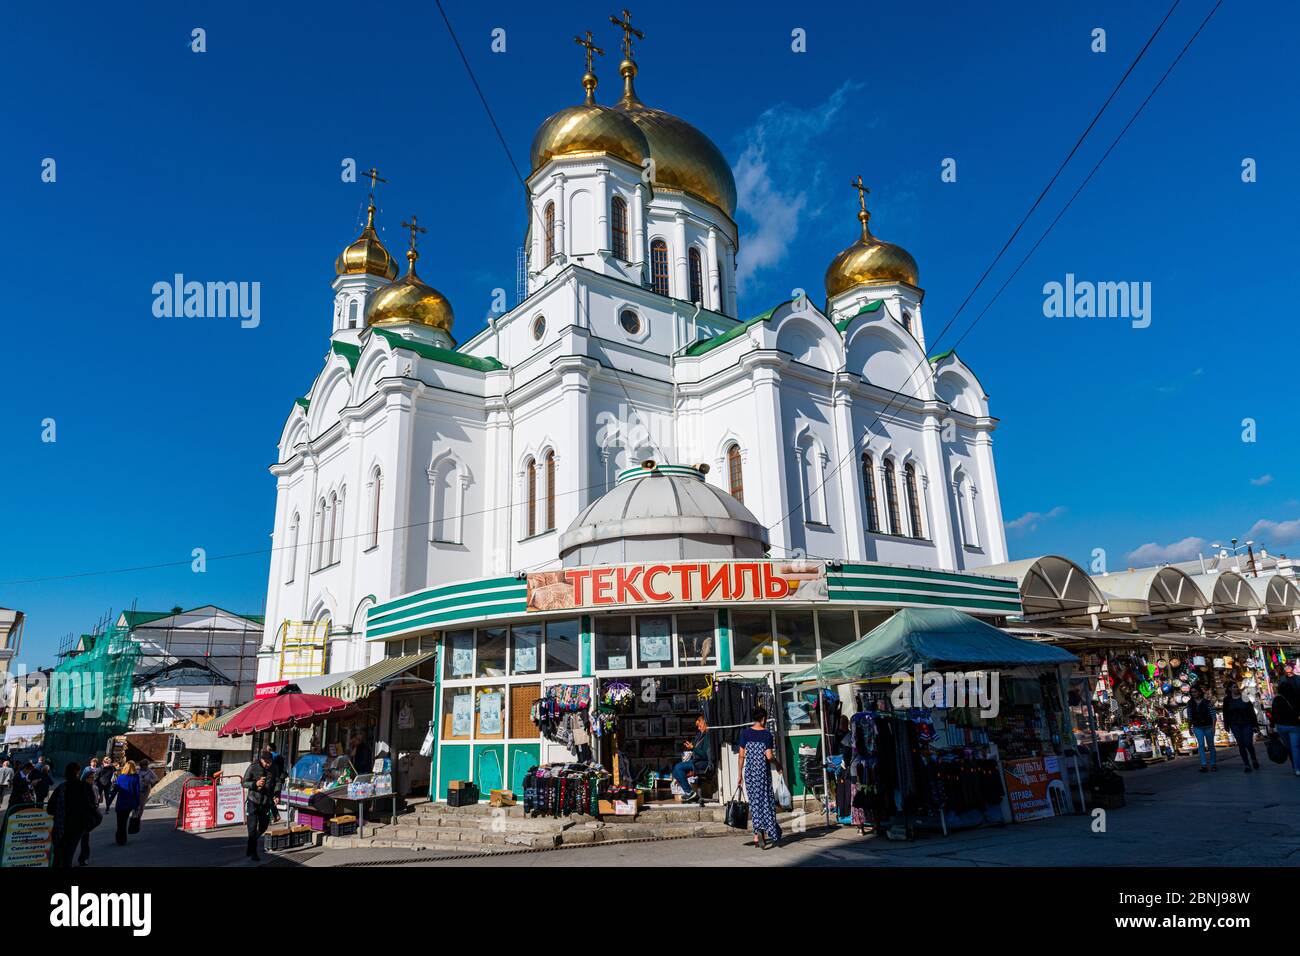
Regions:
[[615, 60, 736, 218], [366, 247, 454, 334], [824, 198, 919, 299], [531, 70, 650, 173], [335, 203, 399, 280]]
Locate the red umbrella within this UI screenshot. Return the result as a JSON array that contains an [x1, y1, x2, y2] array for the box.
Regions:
[[217, 692, 352, 737]]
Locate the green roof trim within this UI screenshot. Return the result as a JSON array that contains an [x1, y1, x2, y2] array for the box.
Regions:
[[371, 327, 506, 372], [331, 340, 362, 372], [834, 298, 884, 333], [294, 396, 310, 411], [120, 611, 171, 629], [928, 349, 955, 364], [683, 299, 791, 357]]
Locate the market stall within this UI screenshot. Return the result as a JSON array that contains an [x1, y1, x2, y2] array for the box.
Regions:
[[786, 608, 1079, 839]]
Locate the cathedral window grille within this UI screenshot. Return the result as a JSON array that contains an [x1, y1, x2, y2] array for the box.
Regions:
[[883, 458, 901, 535], [726, 443, 744, 503], [545, 450, 556, 532], [861, 453, 880, 533], [543, 202, 556, 263], [904, 463, 923, 539], [526, 457, 538, 538], [650, 239, 670, 296], [688, 247, 704, 305], [611, 196, 629, 261]]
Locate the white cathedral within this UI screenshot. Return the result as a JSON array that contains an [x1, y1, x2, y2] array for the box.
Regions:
[[257, 21, 1008, 679]]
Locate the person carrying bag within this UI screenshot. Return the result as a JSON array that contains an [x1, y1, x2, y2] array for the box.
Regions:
[[724, 784, 749, 830]]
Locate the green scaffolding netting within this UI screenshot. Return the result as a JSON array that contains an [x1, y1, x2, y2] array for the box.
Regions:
[[42, 625, 141, 769]]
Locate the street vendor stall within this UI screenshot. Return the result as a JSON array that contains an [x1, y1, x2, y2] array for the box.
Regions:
[[786, 608, 1079, 839]]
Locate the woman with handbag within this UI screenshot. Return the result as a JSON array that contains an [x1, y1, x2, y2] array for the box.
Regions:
[[736, 706, 782, 850], [112, 761, 142, 846]]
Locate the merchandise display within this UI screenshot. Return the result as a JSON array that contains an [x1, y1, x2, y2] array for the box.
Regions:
[[521, 763, 610, 817]]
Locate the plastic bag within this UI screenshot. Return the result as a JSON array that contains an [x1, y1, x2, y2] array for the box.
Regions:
[[771, 768, 792, 810]]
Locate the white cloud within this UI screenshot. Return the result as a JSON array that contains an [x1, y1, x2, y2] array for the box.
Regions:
[[1245, 517, 1300, 545], [1125, 536, 1208, 565], [1005, 506, 1066, 533], [733, 82, 863, 293], [1250, 474, 1273, 486]]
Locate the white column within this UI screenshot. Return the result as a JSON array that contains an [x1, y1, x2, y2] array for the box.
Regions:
[[672, 213, 689, 299], [750, 362, 791, 556], [972, 431, 1009, 563], [920, 413, 957, 570], [596, 169, 610, 255], [553, 173, 567, 262], [706, 227, 721, 312], [483, 398, 512, 575], [831, 383, 865, 561], [724, 240, 738, 317], [632, 184, 646, 284], [383, 390, 416, 596]]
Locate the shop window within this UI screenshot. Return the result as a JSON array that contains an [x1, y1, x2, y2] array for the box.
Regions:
[[774, 610, 817, 665], [780, 686, 821, 732], [545, 618, 580, 673], [442, 687, 474, 740], [476, 627, 508, 678], [476, 685, 506, 739], [510, 684, 542, 738], [595, 615, 633, 670], [510, 623, 541, 675], [815, 610, 857, 657], [635, 615, 673, 668], [731, 610, 774, 666], [675, 611, 716, 667], [385, 639, 406, 660], [444, 630, 474, 680]]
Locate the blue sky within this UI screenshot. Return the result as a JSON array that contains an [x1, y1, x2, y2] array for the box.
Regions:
[[2, 0, 1296, 666]]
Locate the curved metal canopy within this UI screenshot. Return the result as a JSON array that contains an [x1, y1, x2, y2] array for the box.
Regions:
[[977, 555, 1107, 620], [1092, 566, 1209, 619]]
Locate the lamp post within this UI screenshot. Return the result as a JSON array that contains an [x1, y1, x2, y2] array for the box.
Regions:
[[1210, 538, 1260, 576]]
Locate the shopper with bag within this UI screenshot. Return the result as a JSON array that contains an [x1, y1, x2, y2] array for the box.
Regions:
[[46, 763, 100, 868], [1268, 676, 1300, 776], [242, 750, 276, 861], [1187, 687, 1217, 772], [77, 766, 102, 865], [1222, 682, 1260, 772], [112, 761, 142, 846], [735, 706, 782, 850]]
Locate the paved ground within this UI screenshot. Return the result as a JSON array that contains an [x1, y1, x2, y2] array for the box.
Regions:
[[52, 753, 1300, 867]]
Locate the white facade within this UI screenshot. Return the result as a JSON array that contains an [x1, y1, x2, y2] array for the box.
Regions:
[[258, 67, 1008, 683]]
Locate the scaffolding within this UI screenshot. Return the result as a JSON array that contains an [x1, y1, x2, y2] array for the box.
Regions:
[[43, 624, 141, 767], [277, 621, 330, 683]]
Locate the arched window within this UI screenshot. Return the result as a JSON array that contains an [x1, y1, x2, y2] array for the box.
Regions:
[[883, 459, 901, 535], [545, 450, 556, 532], [861, 453, 880, 533], [904, 463, 923, 539], [957, 474, 980, 548], [726, 443, 744, 503], [688, 247, 704, 305], [525, 457, 537, 538], [347, 300, 359, 329], [650, 239, 670, 296], [313, 497, 327, 569], [332, 489, 345, 564], [430, 458, 457, 544], [611, 196, 628, 261], [368, 469, 382, 550], [798, 435, 826, 525], [284, 513, 300, 584], [325, 492, 338, 567], [543, 202, 556, 263], [901, 310, 912, 333]]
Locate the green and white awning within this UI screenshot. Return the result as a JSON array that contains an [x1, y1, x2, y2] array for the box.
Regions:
[[321, 651, 435, 700]]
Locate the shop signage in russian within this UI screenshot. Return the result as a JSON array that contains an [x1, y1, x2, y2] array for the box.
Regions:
[[1001, 756, 1067, 822], [526, 560, 827, 612], [256, 680, 289, 698], [215, 782, 246, 826], [0, 806, 54, 867], [177, 781, 217, 832]]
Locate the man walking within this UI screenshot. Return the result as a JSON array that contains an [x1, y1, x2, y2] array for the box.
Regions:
[[0, 760, 13, 808], [1223, 682, 1261, 772], [1188, 687, 1218, 773], [1268, 675, 1300, 777], [96, 757, 117, 810], [31, 756, 53, 803], [242, 750, 275, 861]]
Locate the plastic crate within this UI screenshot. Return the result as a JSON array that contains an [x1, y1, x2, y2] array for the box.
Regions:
[[297, 810, 327, 831], [328, 820, 358, 837], [266, 829, 295, 851]]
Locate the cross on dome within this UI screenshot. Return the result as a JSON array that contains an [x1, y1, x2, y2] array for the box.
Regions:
[[608, 8, 643, 59]]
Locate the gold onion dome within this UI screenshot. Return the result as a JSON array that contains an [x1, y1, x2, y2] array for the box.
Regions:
[[335, 203, 399, 279], [824, 193, 919, 298], [366, 246, 454, 333], [531, 66, 650, 173], [615, 59, 737, 218]]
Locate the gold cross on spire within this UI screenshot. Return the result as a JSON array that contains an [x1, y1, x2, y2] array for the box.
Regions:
[[400, 215, 427, 254], [574, 30, 604, 72], [361, 167, 387, 202], [608, 8, 643, 59], [850, 175, 871, 236]]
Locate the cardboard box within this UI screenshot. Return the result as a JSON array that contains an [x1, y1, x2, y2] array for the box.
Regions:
[[448, 779, 470, 790], [489, 789, 515, 807]]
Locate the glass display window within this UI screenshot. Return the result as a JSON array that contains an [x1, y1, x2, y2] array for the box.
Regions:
[[635, 615, 673, 668], [442, 687, 474, 740], [545, 618, 580, 673], [477, 627, 508, 677], [476, 685, 506, 739], [676, 612, 716, 667], [595, 615, 632, 670], [510, 623, 541, 675], [816, 610, 857, 656], [774, 610, 817, 665], [780, 686, 821, 732], [445, 630, 474, 680], [732, 610, 775, 666]]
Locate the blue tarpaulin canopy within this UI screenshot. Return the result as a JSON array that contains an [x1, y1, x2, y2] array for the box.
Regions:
[[785, 608, 1077, 684]]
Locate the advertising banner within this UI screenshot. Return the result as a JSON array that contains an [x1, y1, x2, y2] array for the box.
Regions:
[[0, 806, 53, 867], [1001, 755, 1068, 822], [215, 782, 246, 827], [178, 782, 217, 832], [526, 559, 827, 612]]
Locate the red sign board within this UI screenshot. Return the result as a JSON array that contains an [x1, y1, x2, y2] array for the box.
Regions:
[[256, 681, 289, 698], [178, 782, 217, 832], [1001, 756, 1067, 822]]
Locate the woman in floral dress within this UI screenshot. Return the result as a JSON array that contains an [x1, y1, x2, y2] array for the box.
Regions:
[[736, 706, 782, 849]]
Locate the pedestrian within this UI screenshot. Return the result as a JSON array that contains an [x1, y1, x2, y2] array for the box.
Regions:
[[1187, 686, 1218, 773], [351, 732, 373, 773], [266, 748, 286, 824], [112, 761, 142, 846], [1268, 674, 1300, 777], [96, 758, 117, 810], [1222, 682, 1261, 772], [86, 757, 101, 803], [31, 756, 53, 803], [242, 750, 275, 861], [46, 763, 100, 869], [78, 767, 98, 865], [10, 763, 36, 806], [0, 760, 13, 808], [735, 706, 782, 849]]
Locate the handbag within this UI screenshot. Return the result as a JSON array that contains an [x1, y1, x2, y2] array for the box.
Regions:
[[1265, 733, 1289, 765], [127, 814, 141, 834], [724, 785, 749, 830]]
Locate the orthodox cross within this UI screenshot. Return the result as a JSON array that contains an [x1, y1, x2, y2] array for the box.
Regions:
[[574, 30, 604, 72], [608, 9, 643, 58], [361, 167, 387, 202], [400, 215, 427, 253], [850, 175, 870, 216]]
